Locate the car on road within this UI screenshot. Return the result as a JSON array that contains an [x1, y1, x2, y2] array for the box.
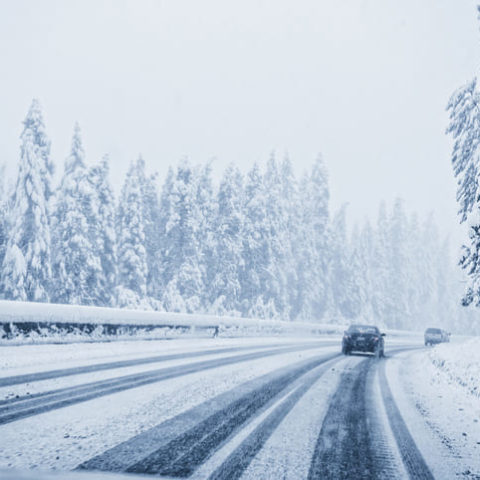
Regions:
[[342, 324, 385, 357], [424, 327, 450, 346]]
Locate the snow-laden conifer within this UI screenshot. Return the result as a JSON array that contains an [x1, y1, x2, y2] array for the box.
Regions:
[[263, 154, 291, 318], [240, 163, 272, 317], [138, 160, 161, 300], [116, 157, 148, 307], [294, 155, 330, 320], [447, 78, 480, 305], [160, 159, 203, 313], [195, 162, 217, 309], [210, 164, 244, 314], [52, 123, 101, 305], [328, 205, 357, 320], [86, 155, 117, 305], [1, 99, 52, 301]]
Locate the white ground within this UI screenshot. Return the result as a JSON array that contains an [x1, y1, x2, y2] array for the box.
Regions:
[[0, 335, 478, 479], [386, 339, 480, 479], [0, 339, 338, 472]]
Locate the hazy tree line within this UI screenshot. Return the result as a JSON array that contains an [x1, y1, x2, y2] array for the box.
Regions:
[[0, 100, 473, 331]]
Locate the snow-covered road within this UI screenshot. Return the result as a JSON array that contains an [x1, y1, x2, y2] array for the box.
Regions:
[[0, 336, 479, 479]]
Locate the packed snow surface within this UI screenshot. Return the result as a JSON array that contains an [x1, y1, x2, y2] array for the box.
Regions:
[[387, 338, 480, 479]]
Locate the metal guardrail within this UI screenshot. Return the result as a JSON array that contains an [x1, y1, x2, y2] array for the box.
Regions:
[[0, 300, 345, 343]]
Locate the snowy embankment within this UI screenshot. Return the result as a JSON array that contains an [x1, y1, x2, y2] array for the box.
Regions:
[[425, 338, 480, 397], [0, 300, 346, 344], [386, 337, 480, 478]]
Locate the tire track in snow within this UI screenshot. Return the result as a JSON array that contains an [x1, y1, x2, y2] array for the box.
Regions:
[[378, 359, 435, 480], [0, 343, 311, 388], [308, 357, 376, 479], [0, 344, 327, 425], [77, 352, 340, 476], [207, 356, 342, 480], [307, 347, 420, 480]]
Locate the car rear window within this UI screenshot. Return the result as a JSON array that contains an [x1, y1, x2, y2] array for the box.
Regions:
[[425, 328, 441, 334], [347, 325, 378, 334]]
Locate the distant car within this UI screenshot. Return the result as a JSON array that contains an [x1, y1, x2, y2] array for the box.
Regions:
[[424, 327, 450, 346], [342, 324, 385, 357]]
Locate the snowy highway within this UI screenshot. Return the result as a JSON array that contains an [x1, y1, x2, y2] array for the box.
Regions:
[[0, 337, 479, 479]]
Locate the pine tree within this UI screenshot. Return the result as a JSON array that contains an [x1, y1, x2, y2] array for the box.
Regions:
[[353, 220, 376, 322], [116, 157, 148, 307], [263, 154, 291, 318], [160, 159, 203, 312], [195, 161, 217, 310], [86, 155, 117, 306], [1, 99, 52, 301], [51, 123, 102, 305], [138, 160, 162, 300], [210, 164, 244, 314], [388, 198, 410, 328], [328, 205, 359, 320], [279, 156, 300, 319], [240, 162, 273, 317], [157, 166, 175, 294], [294, 155, 331, 321], [371, 201, 391, 322], [447, 78, 480, 306]]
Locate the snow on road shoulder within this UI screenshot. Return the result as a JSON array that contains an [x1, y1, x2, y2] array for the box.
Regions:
[[426, 338, 480, 399], [386, 342, 480, 479]]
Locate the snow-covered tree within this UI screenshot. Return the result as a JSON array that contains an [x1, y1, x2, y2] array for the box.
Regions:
[[328, 205, 360, 320], [262, 154, 291, 317], [447, 78, 480, 306], [138, 160, 162, 300], [240, 163, 274, 317], [355, 220, 376, 321], [116, 157, 148, 307], [293, 155, 331, 321], [209, 164, 244, 314], [386, 198, 410, 328], [86, 155, 117, 306], [195, 161, 217, 309], [157, 166, 175, 293], [1, 99, 52, 301], [159, 159, 203, 312], [51, 123, 103, 305], [279, 156, 300, 319]]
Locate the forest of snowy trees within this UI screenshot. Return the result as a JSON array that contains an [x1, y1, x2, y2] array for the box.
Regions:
[[0, 100, 474, 332]]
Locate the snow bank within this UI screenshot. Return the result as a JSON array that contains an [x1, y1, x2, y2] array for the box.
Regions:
[[0, 300, 346, 344], [426, 338, 480, 398]]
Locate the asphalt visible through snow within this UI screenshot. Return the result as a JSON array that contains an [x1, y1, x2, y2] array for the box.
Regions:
[[0, 337, 470, 479]]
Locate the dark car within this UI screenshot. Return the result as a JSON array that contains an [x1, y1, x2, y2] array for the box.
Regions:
[[342, 324, 385, 357], [424, 327, 450, 346]]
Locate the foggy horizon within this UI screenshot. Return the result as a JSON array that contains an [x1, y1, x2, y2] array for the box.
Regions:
[[1, 0, 478, 240]]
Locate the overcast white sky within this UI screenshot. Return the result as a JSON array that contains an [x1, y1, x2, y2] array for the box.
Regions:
[[0, 0, 478, 237]]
